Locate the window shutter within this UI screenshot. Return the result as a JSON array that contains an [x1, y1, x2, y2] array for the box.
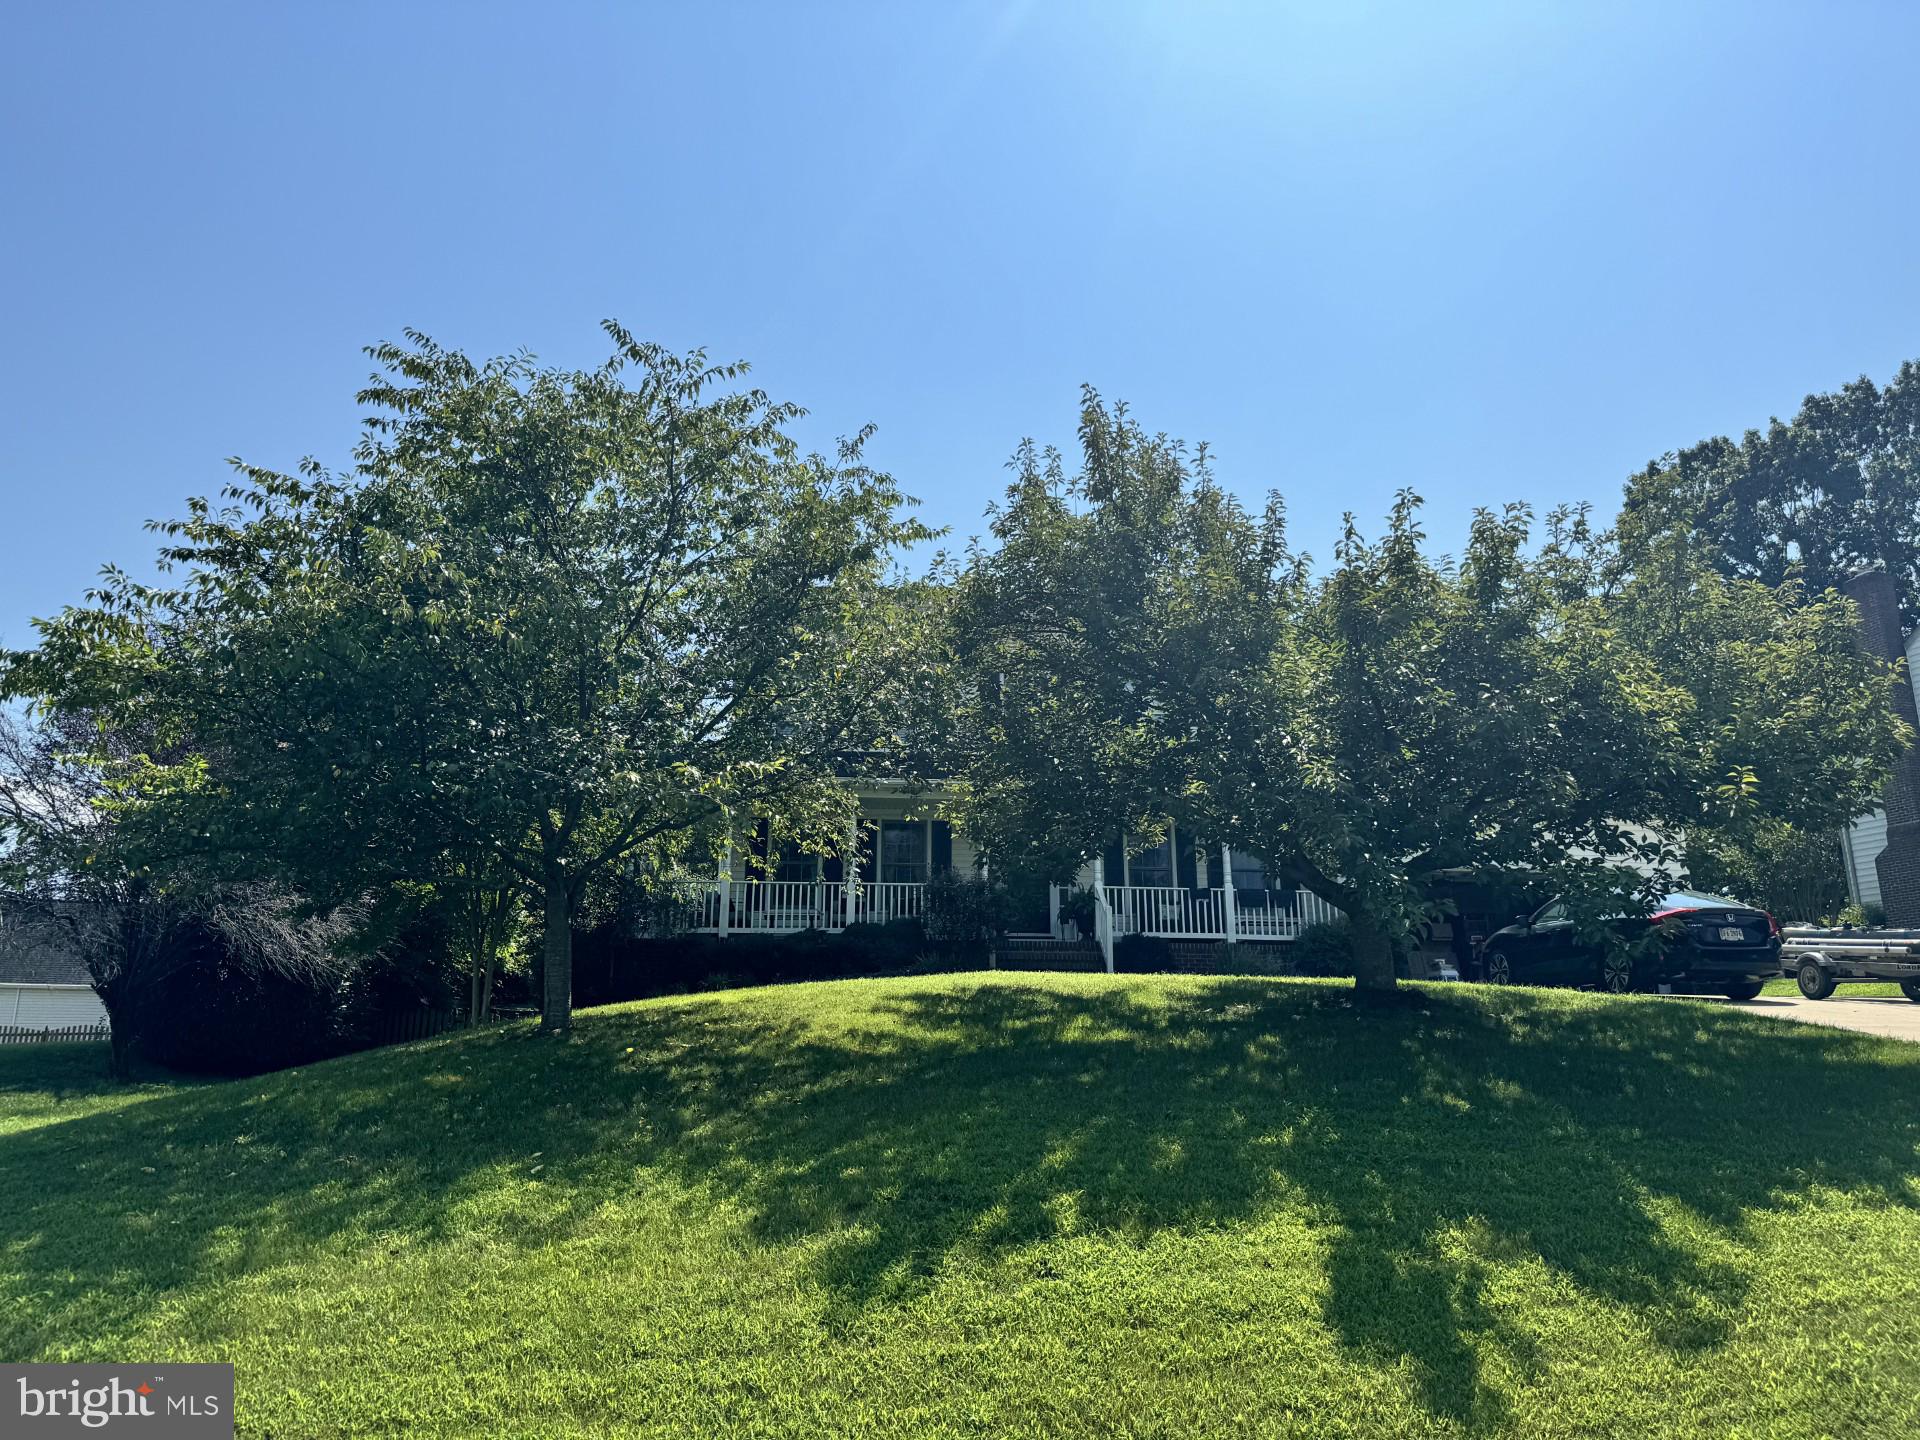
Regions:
[[1103, 838, 1125, 884], [931, 821, 953, 875], [1177, 832, 1199, 892]]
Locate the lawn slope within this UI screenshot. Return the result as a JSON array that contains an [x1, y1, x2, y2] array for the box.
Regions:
[[3, 975, 1919, 1438]]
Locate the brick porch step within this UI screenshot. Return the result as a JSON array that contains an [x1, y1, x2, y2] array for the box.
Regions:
[[993, 936, 1104, 972]]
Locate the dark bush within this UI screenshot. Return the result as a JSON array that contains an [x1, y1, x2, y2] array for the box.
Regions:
[[1290, 921, 1356, 977], [572, 917, 934, 1007], [1113, 934, 1174, 972], [1220, 942, 1298, 976], [921, 869, 1010, 962], [138, 920, 343, 1076], [1288, 920, 1412, 979], [134, 890, 463, 1076]]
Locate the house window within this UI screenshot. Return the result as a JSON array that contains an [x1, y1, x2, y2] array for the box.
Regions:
[[1228, 848, 1268, 893], [879, 821, 928, 884], [1127, 832, 1175, 889], [773, 851, 817, 884]]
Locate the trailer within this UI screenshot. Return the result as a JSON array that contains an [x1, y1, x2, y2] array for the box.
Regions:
[[1779, 927, 1920, 1001]]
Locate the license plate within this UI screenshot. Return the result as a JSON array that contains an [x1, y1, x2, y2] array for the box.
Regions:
[[1719, 926, 1745, 942]]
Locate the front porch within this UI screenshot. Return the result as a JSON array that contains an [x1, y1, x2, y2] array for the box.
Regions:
[[684, 798, 1344, 969], [689, 876, 1340, 944]]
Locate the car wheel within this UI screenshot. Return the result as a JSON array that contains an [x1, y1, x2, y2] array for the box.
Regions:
[[1797, 960, 1837, 1000], [1598, 952, 1635, 994], [1722, 980, 1764, 1002], [1484, 951, 1512, 985], [1901, 980, 1920, 1004]]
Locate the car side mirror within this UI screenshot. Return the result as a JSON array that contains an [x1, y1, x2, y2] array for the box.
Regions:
[[1513, 914, 1530, 928]]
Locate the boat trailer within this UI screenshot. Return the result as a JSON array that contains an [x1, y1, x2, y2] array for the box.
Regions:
[[1779, 927, 1920, 1001]]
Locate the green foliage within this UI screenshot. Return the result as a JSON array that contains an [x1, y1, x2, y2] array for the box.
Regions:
[[950, 390, 1909, 994], [4, 976, 1919, 1435], [1111, 933, 1173, 971], [572, 921, 930, 1004], [918, 868, 1010, 961], [1606, 532, 1911, 839], [1055, 884, 1098, 938], [1290, 920, 1358, 978], [1683, 819, 1850, 922], [5, 325, 936, 1032], [1838, 900, 1888, 929], [1618, 359, 1920, 627]]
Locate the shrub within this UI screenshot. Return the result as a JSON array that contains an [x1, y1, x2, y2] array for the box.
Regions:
[[1290, 921, 1356, 977], [921, 869, 1010, 963], [1113, 934, 1173, 972], [572, 918, 935, 1006], [137, 920, 343, 1075], [133, 895, 463, 1076], [1290, 919, 1414, 979], [1220, 942, 1297, 977]]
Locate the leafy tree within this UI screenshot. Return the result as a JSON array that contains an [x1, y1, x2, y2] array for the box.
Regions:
[[951, 393, 1909, 994], [946, 398, 1290, 883], [0, 708, 358, 1077], [1618, 360, 1920, 626], [1681, 820, 1848, 924], [1603, 522, 1908, 913], [7, 325, 934, 1031]]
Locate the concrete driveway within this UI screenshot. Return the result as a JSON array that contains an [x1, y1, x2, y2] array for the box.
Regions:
[[1719, 993, 1920, 1043]]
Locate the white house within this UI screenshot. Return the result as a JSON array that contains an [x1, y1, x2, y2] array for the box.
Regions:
[[0, 910, 108, 1031], [1840, 621, 1920, 910]]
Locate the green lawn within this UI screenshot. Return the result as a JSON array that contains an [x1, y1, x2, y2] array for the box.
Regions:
[[4, 975, 1919, 1438], [1762, 975, 1908, 998]]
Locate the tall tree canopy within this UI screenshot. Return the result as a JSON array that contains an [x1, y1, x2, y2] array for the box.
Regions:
[[1618, 360, 1920, 627], [950, 393, 1910, 992], [5, 325, 934, 1030]]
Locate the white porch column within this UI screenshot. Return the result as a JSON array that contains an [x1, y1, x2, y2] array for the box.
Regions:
[[844, 819, 859, 926], [1221, 844, 1238, 945], [717, 827, 733, 938]]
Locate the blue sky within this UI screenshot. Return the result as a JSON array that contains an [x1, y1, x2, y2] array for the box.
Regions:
[[4, 1, 1918, 644]]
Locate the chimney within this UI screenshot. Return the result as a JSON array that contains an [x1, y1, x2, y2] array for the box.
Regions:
[[1843, 569, 1920, 925]]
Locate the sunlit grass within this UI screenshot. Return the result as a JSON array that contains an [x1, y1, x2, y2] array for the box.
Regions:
[[3, 975, 1918, 1437]]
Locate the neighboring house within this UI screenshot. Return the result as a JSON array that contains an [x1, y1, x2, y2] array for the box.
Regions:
[[1839, 595, 1920, 912], [0, 909, 107, 1031]]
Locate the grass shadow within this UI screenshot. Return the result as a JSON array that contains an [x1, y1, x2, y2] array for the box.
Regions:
[[1, 976, 1916, 1429]]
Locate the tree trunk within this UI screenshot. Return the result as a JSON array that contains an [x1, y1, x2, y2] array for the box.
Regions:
[[96, 980, 133, 1081], [106, 1019, 133, 1081], [541, 877, 573, 1032], [1349, 909, 1398, 997]]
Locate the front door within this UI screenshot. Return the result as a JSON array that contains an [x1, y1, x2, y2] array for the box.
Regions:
[[1004, 872, 1053, 934]]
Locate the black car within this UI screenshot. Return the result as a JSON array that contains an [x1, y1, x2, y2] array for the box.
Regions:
[[1479, 889, 1782, 999]]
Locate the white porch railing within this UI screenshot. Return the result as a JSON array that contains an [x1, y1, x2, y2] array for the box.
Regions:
[[695, 880, 926, 934], [1102, 885, 1341, 941]]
